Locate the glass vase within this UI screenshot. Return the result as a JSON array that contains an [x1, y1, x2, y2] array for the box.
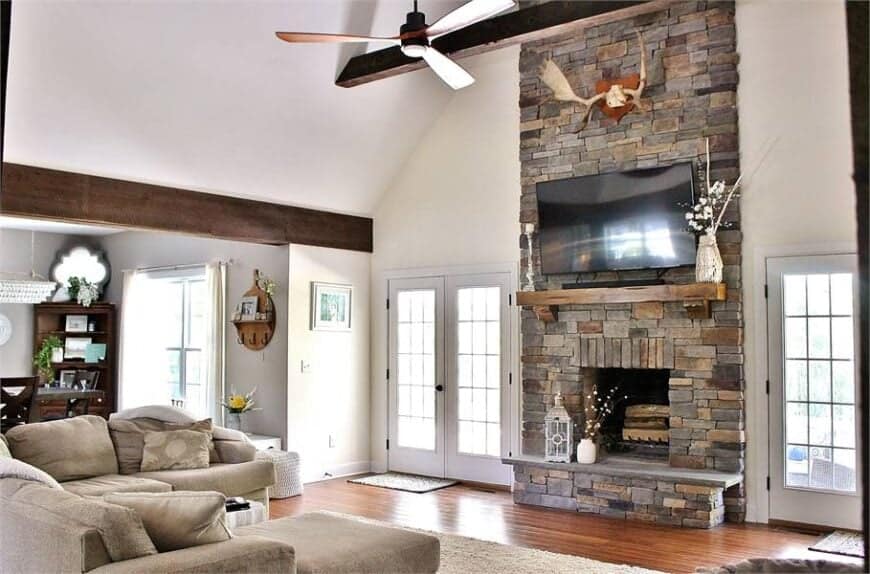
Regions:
[[226, 412, 242, 431], [695, 233, 723, 283]]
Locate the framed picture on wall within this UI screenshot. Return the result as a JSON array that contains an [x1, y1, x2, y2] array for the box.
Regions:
[[311, 282, 352, 331], [238, 296, 259, 321]]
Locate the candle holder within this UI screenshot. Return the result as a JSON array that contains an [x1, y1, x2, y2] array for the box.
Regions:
[[522, 223, 536, 291]]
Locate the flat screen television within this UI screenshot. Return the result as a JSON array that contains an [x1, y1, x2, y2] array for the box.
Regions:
[[536, 163, 696, 275]]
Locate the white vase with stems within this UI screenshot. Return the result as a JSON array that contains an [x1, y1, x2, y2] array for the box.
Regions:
[[577, 438, 597, 464], [685, 138, 751, 284], [695, 232, 723, 283]]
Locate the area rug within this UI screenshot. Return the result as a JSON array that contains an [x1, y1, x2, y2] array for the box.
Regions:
[[810, 531, 865, 558], [319, 511, 663, 574], [348, 472, 459, 493]]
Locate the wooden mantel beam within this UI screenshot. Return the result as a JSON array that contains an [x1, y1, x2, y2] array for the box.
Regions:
[[0, 163, 373, 252], [336, 0, 660, 88]]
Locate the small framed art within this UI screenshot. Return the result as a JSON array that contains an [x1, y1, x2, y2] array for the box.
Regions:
[[311, 282, 352, 331], [65, 315, 88, 333], [64, 337, 92, 360]]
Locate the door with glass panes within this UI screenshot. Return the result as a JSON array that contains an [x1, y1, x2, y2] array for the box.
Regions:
[[387, 272, 512, 484], [767, 254, 860, 529]]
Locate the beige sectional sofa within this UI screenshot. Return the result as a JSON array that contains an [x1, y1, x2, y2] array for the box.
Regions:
[[1, 415, 440, 573], [4, 414, 275, 508]]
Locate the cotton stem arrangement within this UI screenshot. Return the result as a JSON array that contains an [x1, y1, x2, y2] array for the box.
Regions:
[[583, 385, 627, 440], [685, 136, 777, 237]]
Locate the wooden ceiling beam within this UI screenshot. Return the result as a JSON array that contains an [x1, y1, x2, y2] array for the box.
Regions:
[[0, 163, 373, 252], [336, 1, 662, 88]]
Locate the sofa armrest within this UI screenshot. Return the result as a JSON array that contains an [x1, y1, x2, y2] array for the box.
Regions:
[[214, 439, 257, 463], [1, 495, 112, 573], [89, 536, 295, 574]]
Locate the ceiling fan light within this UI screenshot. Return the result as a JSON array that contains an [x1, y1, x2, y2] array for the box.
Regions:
[[401, 44, 427, 59]]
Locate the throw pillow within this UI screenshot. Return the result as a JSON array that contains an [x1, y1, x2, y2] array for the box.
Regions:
[[104, 491, 231, 552], [140, 429, 210, 471], [0, 456, 63, 489], [109, 417, 218, 474]]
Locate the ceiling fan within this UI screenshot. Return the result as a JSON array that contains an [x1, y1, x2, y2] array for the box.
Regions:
[[275, 0, 516, 90]]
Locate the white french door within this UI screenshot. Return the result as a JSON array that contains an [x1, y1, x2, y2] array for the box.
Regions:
[[387, 271, 513, 485], [767, 254, 861, 530]]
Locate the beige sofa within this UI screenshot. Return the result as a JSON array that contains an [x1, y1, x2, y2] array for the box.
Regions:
[[3, 415, 275, 510]]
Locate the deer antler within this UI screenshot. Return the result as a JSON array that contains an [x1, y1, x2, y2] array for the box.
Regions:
[[539, 59, 606, 128], [623, 31, 646, 100]]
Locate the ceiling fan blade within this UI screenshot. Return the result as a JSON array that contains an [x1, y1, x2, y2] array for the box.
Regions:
[[275, 32, 399, 44], [422, 47, 474, 90], [425, 0, 515, 38]]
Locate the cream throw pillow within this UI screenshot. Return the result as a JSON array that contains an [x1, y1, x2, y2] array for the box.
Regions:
[[140, 430, 210, 472], [109, 418, 217, 474], [0, 456, 63, 489], [104, 491, 231, 552]]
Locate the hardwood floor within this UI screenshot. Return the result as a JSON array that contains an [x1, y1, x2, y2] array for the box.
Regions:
[[271, 475, 863, 573]]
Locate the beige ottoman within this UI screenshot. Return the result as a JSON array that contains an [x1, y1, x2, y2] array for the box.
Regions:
[[236, 512, 440, 574]]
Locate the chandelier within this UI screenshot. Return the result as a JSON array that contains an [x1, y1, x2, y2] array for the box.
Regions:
[[0, 231, 57, 304]]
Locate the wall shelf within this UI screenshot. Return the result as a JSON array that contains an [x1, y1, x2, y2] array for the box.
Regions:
[[515, 283, 727, 322]]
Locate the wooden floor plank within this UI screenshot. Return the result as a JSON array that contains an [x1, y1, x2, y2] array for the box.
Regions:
[[270, 475, 862, 573]]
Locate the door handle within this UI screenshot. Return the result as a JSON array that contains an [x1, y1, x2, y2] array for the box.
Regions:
[[435, 385, 444, 392]]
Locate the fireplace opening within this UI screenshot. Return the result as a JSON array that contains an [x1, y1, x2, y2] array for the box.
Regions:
[[586, 368, 670, 461]]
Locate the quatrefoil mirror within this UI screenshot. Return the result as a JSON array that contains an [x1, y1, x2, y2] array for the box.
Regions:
[[50, 246, 111, 291]]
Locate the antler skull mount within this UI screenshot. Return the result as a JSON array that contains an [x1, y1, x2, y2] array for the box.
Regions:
[[539, 31, 647, 130]]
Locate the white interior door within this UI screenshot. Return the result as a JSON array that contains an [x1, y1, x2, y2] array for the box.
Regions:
[[445, 273, 513, 485], [388, 277, 445, 477], [767, 254, 861, 530], [387, 271, 513, 485]]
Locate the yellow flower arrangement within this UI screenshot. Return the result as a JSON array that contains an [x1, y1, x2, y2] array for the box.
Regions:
[[221, 388, 260, 414]]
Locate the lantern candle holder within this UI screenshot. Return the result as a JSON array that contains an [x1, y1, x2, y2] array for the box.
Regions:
[[544, 392, 573, 463]]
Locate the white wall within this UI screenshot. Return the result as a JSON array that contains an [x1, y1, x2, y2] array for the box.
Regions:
[[736, 0, 857, 522], [369, 47, 522, 471], [100, 231, 290, 442], [0, 228, 88, 376], [287, 244, 371, 482]]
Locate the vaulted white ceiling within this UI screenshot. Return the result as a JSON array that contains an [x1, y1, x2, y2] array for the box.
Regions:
[[4, 0, 471, 216]]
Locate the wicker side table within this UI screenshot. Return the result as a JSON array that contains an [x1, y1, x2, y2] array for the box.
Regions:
[[255, 449, 302, 498]]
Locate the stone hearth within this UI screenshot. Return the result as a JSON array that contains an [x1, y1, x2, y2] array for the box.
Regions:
[[514, 1, 745, 526]]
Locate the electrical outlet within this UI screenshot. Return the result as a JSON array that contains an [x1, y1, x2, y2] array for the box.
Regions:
[[328, 434, 336, 448], [301, 360, 312, 373]]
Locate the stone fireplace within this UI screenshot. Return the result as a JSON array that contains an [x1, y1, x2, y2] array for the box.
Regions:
[[503, 1, 746, 529]]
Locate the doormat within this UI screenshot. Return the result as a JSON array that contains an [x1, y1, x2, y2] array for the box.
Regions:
[[349, 472, 459, 493], [809, 530, 865, 558]]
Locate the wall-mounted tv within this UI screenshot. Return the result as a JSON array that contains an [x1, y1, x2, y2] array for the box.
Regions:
[[536, 163, 696, 275]]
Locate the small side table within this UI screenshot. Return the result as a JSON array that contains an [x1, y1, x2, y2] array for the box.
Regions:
[[246, 434, 281, 451], [225, 500, 267, 530]]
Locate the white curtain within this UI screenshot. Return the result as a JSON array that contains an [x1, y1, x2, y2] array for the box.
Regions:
[[118, 270, 170, 410], [204, 262, 226, 423]]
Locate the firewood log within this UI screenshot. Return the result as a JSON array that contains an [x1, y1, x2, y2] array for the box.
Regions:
[[622, 428, 669, 443], [625, 404, 669, 418]]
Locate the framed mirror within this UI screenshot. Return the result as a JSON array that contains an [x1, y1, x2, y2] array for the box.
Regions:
[[50, 246, 111, 291]]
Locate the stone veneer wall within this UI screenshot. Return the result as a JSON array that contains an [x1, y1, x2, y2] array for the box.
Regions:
[[517, 2, 745, 521]]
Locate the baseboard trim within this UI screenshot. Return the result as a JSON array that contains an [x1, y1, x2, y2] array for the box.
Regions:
[[768, 518, 857, 535], [304, 460, 371, 484]]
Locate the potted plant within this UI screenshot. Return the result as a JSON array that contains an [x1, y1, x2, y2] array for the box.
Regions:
[[33, 336, 63, 385], [221, 387, 261, 431], [67, 276, 100, 307], [578, 384, 626, 464]]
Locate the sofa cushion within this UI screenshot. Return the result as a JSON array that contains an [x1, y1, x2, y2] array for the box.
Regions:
[[3, 479, 157, 562], [108, 418, 218, 474], [236, 512, 440, 574], [63, 474, 173, 497], [6, 415, 119, 481], [141, 429, 211, 471], [0, 456, 63, 489], [133, 460, 275, 497], [105, 491, 231, 552]]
